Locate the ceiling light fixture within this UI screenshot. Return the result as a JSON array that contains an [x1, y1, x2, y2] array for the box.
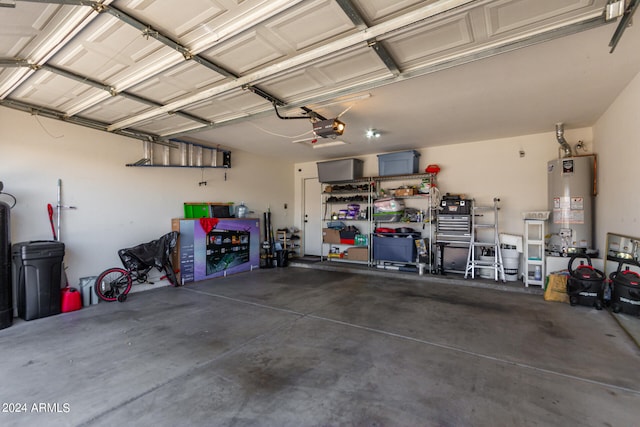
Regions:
[[366, 129, 381, 138]]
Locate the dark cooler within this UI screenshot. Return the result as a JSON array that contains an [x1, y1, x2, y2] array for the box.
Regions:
[[12, 241, 65, 321]]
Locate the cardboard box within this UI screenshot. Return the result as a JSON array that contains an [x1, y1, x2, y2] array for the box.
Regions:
[[322, 228, 341, 244], [394, 188, 416, 197], [347, 247, 368, 261]]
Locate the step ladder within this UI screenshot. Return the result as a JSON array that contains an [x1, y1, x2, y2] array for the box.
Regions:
[[464, 198, 506, 282]]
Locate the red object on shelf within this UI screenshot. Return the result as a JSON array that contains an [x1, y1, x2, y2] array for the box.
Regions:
[[375, 227, 396, 234], [425, 164, 441, 174], [61, 287, 82, 313]]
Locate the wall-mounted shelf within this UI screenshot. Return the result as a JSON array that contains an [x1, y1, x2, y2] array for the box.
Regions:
[[127, 139, 231, 168]]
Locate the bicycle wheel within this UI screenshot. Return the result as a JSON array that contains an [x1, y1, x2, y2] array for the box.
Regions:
[[95, 268, 132, 302]]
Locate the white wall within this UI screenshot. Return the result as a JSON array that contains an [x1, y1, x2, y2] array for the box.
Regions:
[[0, 107, 294, 286], [593, 71, 640, 252], [294, 127, 594, 253]]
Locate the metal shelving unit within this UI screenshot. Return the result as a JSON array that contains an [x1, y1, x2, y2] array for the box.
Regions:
[[320, 179, 373, 264], [319, 173, 439, 271], [371, 173, 438, 272]]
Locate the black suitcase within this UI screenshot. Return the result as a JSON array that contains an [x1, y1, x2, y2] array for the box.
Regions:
[[609, 260, 640, 316], [566, 255, 605, 310]]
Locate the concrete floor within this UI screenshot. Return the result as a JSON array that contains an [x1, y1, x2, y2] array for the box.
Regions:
[[1, 266, 639, 426]]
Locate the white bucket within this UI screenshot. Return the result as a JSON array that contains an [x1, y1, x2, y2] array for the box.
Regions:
[[478, 255, 494, 279], [502, 249, 520, 281]]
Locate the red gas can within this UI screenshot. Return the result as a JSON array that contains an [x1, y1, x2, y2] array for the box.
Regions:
[[61, 287, 82, 313]]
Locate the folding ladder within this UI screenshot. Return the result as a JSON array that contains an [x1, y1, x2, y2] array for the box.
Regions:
[[464, 198, 506, 282]]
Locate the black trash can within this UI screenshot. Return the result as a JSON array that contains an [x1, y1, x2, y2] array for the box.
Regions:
[[0, 201, 11, 330], [12, 241, 65, 321], [275, 250, 289, 267]]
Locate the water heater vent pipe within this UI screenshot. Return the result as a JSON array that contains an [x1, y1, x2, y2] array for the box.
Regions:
[[555, 122, 573, 158]]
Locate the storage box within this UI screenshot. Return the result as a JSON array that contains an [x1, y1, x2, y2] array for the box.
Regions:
[[317, 158, 364, 183], [373, 212, 403, 222], [377, 150, 420, 176], [339, 230, 357, 240], [322, 228, 341, 244], [210, 203, 233, 218], [373, 235, 417, 263], [347, 247, 368, 261], [184, 203, 210, 218], [374, 198, 404, 213], [339, 229, 356, 245], [394, 188, 416, 197]]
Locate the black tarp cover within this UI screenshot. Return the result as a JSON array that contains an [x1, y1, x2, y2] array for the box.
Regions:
[[117, 231, 177, 272]]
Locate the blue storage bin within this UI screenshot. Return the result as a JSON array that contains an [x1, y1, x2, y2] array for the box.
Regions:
[[377, 150, 420, 176], [373, 235, 417, 263]]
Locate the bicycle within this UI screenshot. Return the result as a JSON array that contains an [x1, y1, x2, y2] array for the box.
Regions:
[[95, 231, 179, 302]]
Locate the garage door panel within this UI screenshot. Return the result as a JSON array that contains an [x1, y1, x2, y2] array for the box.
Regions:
[[115, 0, 228, 38], [185, 89, 272, 122], [10, 70, 98, 111], [129, 62, 227, 104], [51, 14, 169, 83], [259, 47, 389, 101], [352, 0, 439, 25], [382, 14, 474, 71], [200, 29, 287, 76], [484, 0, 600, 37], [130, 113, 198, 135], [264, 0, 357, 52], [80, 96, 153, 123]]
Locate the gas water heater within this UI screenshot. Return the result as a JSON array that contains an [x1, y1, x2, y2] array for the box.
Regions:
[[546, 124, 596, 256]]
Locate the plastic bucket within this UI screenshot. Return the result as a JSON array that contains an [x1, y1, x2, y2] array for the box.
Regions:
[[502, 249, 520, 282], [478, 255, 494, 279]]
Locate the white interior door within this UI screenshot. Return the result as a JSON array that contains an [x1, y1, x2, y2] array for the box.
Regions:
[[303, 178, 322, 256]]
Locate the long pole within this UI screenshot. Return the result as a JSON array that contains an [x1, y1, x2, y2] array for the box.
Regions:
[[56, 179, 61, 241]]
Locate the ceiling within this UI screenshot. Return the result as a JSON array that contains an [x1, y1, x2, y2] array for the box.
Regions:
[[1, 0, 639, 163]]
